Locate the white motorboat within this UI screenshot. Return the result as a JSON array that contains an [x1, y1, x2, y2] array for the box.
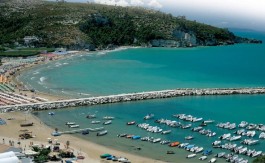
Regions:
[[209, 158, 217, 163], [181, 124, 192, 129], [162, 130, 171, 134], [195, 147, 204, 153], [186, 153, 196, 158], [246, 130, 256, 137], [152, 138, 161, 143], [103, 120, 112, 125], [144, 114, 154, 120], [238, 147, 248, 154], [251, 151, 262, 157], [192, 117, 203, 122], [203, 120, 215, 124], [69, 124, 79, 128], [241, 139, 259, 145], [212, 140, 221, 146], [91, 120, 101, 124], [229, 135, 241, 141], [238, 121, 248, 128], [103, 116, 115, 120], [207, 132, 216, 137], [97, 130, 108, 136], [219, 133, 231, 140], [259, 132, 265, 139], [65, 122, 75, 125], [199, 156, 207, 160], [185, 135, 194, 140], [215, 152, 225, 158]]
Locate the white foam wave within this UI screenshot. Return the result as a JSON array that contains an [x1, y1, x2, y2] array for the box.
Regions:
[[40, 77, 46, 82], [33, 71, 39, 75], [79, 93, 91, 96], [30, 77, 35, 80]]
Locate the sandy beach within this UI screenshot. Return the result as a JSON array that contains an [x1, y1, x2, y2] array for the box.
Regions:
[[0, 111, 164, 163]]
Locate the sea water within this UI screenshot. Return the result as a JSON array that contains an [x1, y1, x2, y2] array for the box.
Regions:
[[20, 30, 265, 162]]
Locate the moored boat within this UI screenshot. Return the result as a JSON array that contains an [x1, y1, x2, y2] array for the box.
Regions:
[[187, 153, 196, 158], [169, 141, 180, 147], [185, 135, 194, 140], [65, 122, 75, 125], [69, 124, 79, 128], [91, 120, 101, 124], [144, 114, 154, 120], [86, 114, 96, 119], [97, 130, 108, 136], [103, 116, 115, 120], [208, 157, 217, 163], [161, 130, 171, 134], [199, 156, 207, 160], [103, 120, 112, 125], [127, 121, 136, 125]]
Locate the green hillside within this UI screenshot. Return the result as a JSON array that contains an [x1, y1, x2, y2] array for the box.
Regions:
[[0, 0, 261, 50]]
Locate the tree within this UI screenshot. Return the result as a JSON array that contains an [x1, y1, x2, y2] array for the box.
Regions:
[[253, 155, 265, 163]]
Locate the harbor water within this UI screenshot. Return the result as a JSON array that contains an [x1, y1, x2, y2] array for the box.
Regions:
[[19, 30, 265, 162]]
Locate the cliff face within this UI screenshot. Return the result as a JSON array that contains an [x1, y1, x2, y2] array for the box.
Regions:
[[0, 1, 262, 50]]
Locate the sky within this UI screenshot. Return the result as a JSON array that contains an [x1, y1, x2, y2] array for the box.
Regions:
[[53, 0, 265, 31]]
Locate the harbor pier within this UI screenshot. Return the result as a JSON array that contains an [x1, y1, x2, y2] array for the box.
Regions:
[[1, 87, 265, 112]]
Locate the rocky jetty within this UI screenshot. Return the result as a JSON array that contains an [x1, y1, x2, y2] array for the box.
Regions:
[[1, 88, 265, 112]]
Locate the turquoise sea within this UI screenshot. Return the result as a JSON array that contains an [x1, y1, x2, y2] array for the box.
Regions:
[[19, 30, 265, 162]]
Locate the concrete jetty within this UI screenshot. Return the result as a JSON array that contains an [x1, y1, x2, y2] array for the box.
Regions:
[[1, 87, 265, 112], [57, 127, 105, 135]]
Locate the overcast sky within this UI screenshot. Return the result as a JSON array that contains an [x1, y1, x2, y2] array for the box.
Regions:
[[54, 0, 265, 31]]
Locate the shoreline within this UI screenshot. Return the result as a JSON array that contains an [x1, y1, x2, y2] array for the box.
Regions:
[[0, 111, 164, 163], [0, 46, 166, 162]]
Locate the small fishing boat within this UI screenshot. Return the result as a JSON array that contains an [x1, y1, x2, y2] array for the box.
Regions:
[[169, 141, 180, 147], [132, 135, 141, 140], [48, 112, 55, 115], [69, 124, 79, 128], [81, 130, 89, 135], [212, 140, 221, 146], [91, 120, 101, 124], [65, 122, 75, 125], [117, 133, 127, 137], [97, 130, 108, 136], [144, 114, 154, 120], [127, 121, 136, 125], [103, 120, 112, 125], [185, 135, 194, 140], [167, 151, 175, 154], [103, 116, 115, 120], [186, 153, 196, 158]]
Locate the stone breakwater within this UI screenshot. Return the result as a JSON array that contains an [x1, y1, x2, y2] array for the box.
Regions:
[[1, 88, 265, 112]]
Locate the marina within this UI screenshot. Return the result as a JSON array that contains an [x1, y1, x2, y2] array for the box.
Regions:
[[34, 94, 265, 162]]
